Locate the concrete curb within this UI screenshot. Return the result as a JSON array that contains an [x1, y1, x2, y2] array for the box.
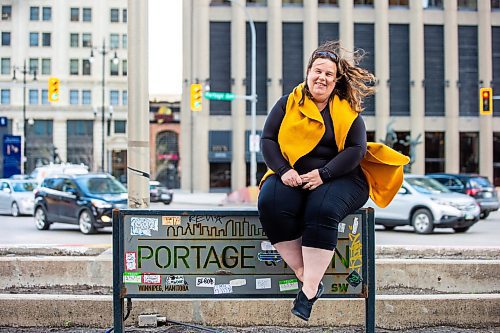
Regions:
[[0, 294, 498, 329]]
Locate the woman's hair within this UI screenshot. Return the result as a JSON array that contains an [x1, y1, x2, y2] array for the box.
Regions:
[[300, 40, 376, 113]]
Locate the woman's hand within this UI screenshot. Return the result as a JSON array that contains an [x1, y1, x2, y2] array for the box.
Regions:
[[300, 169, 323, 190], [281, 169, 303, 187]]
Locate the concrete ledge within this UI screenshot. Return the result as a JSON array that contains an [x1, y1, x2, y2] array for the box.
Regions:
[[1, 257, 498, 294], [0, 294, 498, 330]]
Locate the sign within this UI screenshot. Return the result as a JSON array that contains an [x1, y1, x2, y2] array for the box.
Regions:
[[2, 135, 21, 178], [116, 209, 368, 298], [249, 134, 260, 153], [204, 91, 235, 101], [0, 117, 7, 127]]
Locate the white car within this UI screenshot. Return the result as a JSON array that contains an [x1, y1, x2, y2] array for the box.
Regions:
[[364, 175, 480, 234], [0, 179, 38, 216]]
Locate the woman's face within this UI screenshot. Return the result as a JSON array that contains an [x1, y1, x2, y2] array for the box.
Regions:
[[306, 57, 338, 104]]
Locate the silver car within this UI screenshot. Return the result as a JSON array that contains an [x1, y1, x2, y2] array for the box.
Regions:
[[365, 175, 480, 234], [0, 179, 38, 216]]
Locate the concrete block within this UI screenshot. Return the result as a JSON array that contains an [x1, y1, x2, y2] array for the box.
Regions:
[[138, 314, 158, 327]]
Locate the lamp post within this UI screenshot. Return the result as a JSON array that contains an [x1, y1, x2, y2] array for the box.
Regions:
[[12, 60, 37, 174], [89, 39, 119, 172]]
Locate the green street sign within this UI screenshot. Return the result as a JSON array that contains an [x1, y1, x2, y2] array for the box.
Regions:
[[204, 91, 235, 101]]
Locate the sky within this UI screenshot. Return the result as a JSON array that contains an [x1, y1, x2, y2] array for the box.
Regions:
[[148, 0, 182, 97]]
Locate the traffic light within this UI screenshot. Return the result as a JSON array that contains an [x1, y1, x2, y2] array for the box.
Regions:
[[48, 77, 60, 102], [190, 83, 202, 112], [479, 87, 493, 115]]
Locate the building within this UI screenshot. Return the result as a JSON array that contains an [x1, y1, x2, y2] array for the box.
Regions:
[[181, 0, 500, 192], [0, 0, 128, 177]]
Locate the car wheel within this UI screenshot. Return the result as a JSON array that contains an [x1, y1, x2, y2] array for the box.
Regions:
[[383, 225, 395, 231], [34, 206, 50, 230], [453, 227, 470, 233], [79, 209, 97, 234], [480, 211, 490, 219], [412, 208, 434, 234], [11, 202, 20, 217]]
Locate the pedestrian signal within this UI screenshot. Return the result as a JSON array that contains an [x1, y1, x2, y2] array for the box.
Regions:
[[48, 77, 60, 102], [190, 83, 202, 112]]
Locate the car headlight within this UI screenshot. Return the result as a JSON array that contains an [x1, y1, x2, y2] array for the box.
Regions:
[[91, 199, 112, 209]]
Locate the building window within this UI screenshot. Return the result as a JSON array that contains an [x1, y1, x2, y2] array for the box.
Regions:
[[493, 0, 500, 9], [354, 0, 374, 5], [1, 32, 10, 46], [494, 133, 500, 186], [425, 132, 445, 173], [29, 58, 38, 74], [82, 90, 91, 105], [42, 58, 51, 75], [29, 89, 39, 105], [457, 0, 477, 10], [210, 0, 231, 5], [70, 59, 79, 75], [2, 5, 12, 20], [82, 59, 91, 75], [122, 90, 128, 105], [30, 7, 39, 21], [110, 33, 119, 48], [122, 9, 127, 23], [460, 132, 479, 173], [210, 163, 231, 190], [41, 89, 49, 105], [82, 33, 92, 47], [110, 90, 119, 105], [69, 90, 79, 105], [122, 60, 127, 76], [110, 60, 119, 76], [70, 8, 79, 21], [282, 0, 303, 6], [115, 120, 126, 134], [70, 33, 79, 47], [82, 8, 92, 22], [389, 0, 409, 6], [318, 0, 338, 5], [122, 34, 127, 49], [389, 24, 410, 116], [1, 89, 10, 104], [42, 7, 52, 21], [423, 0, 443, 8], [110, 8, 119, 22], [1, 58, 10, 74], [42, 33, 51, 47], [30, 32, 39, 47]]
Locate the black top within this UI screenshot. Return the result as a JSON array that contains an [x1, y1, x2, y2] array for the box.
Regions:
[[261, 95, 367, 182]]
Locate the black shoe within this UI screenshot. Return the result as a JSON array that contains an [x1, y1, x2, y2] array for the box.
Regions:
[[291, 281, 324, 321]]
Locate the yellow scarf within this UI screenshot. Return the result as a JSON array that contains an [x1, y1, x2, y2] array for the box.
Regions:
[[260, 83, 410, 208]]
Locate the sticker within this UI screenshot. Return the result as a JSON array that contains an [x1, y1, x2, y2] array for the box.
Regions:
[[125, 252, 137, 271], [123, 272, 142, 284], [130, 217, 158, 236], [257, 251, 282, 262], [162, 216, 181, 226], [350, 217, 359, 235], [166, 275, 185, 286], [229, 279, 246, 287], [346, 270, 362, 288], [196, 277, 216, 288], [142, 274, 161, 285], [338, 223, 346, 233], [256, 278, 272, 290], [214, 284, 233, 295], [260, 241, 276, 251], [279, 278, 299, 292]]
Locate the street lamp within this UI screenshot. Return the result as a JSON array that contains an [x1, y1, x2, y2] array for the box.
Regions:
[[89, 39, 119, 172], [12, 60, 37, 174]]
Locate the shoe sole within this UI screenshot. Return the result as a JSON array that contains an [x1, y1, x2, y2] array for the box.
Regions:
[[291, 308, 309, 321]]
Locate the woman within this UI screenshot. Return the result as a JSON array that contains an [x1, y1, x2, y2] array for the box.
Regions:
[[258, 40, 408, 321]]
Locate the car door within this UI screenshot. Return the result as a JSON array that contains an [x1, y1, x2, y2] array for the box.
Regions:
[[375, 185, 415, 222], [43, 178, 65, 221], [58, 179, 80, 224], [0, 181, 10, 213]]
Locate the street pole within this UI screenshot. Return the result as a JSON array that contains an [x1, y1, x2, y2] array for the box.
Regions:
[[101, 39, 106, 172], [229, 0, 257, 187]]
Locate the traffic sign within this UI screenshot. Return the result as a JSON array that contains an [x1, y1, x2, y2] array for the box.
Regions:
[[204, 91, 235, 101]]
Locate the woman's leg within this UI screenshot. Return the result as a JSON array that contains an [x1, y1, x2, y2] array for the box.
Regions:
[[301, 246, 333, 299], [258, 175, 306, 281]]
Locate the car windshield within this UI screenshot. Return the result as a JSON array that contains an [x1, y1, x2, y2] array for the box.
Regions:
[[12, 181, 37, 192], [406, 177, 450, 194], [76, 177, 127, 195]]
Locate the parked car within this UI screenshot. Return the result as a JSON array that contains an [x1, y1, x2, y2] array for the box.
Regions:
[[426, 173, 499, 219], [34, 173, 127, 234], [0, 179, 38, 216], [149, 180, 173, 204], [364, 175, 481, 234]]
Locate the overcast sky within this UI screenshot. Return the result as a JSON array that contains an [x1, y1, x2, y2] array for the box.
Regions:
[[148, 0, 182, 97]]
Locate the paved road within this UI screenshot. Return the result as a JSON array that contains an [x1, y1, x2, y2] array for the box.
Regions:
[[1, 202, 499, 247]]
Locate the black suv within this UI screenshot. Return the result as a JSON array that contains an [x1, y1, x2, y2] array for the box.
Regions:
[[427, 173, 499, 219], [34, 173, 127, 234]]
